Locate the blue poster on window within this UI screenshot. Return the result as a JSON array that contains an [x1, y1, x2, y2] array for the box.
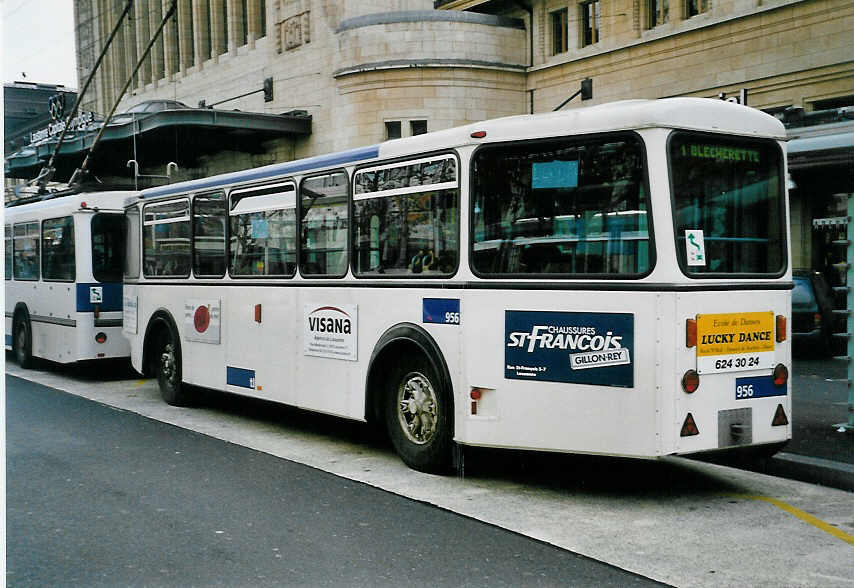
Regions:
[[532, 160, 579, 189], [505, 310, 634, 387], [251, 218, 269, 239]]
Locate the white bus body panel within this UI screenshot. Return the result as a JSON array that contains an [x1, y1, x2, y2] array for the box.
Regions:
[[5, 192, 131, 363]]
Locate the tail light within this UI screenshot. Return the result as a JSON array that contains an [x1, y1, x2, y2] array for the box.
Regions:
[[682, 370, 700, 393], [772, 363, 788, 387], [95, 332, 107, 344], [776, 314, 787, 342], [685, 318, 697, 348]]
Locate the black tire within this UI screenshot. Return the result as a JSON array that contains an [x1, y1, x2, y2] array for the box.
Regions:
[[155, 327, 191, 406], [384, 354, 453, 473], [14, 317, 34, 369]]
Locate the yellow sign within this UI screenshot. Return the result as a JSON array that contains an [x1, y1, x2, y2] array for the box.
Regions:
[[697, 312, 774, 357]]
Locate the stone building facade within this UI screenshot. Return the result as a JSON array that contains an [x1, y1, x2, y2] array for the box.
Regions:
[[72, 0, 853, 268]]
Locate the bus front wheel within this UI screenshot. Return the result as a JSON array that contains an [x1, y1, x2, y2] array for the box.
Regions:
[[13, 317, 33, 369], [155, 329, 190, 406], [385, 354, 452, 473]]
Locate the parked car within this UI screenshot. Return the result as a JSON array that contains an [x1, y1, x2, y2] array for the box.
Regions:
[[792, 269, 841, 357]]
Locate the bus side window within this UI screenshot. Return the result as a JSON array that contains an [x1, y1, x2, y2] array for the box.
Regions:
[[13, 222, 40, 281], [352, 156, 459, 277], [300, 172, 349, 277], [124, 206, 140, 279], [229, 183, 296, 277], [143, 200, 191, 278], [4, 225, 11, 280], [41, 216, 75, 281], [193, 191, 227, 277]]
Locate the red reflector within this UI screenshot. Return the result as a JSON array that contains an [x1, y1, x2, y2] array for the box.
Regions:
[[772, 363, 788, 387], [254, 303, 262, 323], [680, 413, 699, 437], [80, 201, 87, 208], [776, 314, 787, 342], [772, 404, 789, 426], [95, 332, 107, 344], [470, 387, 484, 400], [470, 130, 487, 139], [681, 370, 700, 393], [685, 318, 697, 348]]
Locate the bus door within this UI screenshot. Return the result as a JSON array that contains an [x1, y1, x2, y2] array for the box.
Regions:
[[224, 183, 298, 404]]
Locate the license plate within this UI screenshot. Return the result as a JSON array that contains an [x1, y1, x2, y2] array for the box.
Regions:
[[735, 376, 786, 400]]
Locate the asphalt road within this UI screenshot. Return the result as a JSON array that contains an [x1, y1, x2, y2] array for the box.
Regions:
[[6, 375, 665, 588]]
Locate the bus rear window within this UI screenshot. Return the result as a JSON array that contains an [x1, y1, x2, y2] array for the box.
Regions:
[[670, 132, 785, 276], [471, 134, 650, 277], [92, 213, 125, 283]]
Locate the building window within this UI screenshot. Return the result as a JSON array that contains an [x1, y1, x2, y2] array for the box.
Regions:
[[685, 0, 707, 18], [410, 120, 427, 136], [385, 121, 402, 140], [551, 8, 568, 55], [647, 0, 668, 28], [580, 0, 600, 47]]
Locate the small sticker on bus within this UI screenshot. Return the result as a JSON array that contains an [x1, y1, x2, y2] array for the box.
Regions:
[[423, 298, 460, 325], [685, 230, 706, 266]]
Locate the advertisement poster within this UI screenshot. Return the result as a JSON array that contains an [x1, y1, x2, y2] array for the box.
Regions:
[[304, 303, 358, 361], [505, 310, 634, 387], [184, 299, 222, 344]]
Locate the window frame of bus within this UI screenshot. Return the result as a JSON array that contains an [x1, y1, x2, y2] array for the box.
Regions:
[[5, 225, 12, 280], [666, 130, 787, 279], [299, 170, 350, 278], [142, 198, 192, 279], [468, 131, 655, 279], [351, 151, 461, 279], [228, 181, 297, 279], [92, 212, 126, 283], [41, 215, 75, 282], [124, 205, 141, 279], [12, 221, 40, 281], [193, 190, 227, 279]]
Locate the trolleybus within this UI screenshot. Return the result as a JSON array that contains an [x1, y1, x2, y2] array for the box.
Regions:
[[122, 98, 792, 472], [5, 191, 131, 366]]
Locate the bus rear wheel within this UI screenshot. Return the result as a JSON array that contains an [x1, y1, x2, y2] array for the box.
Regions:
[[384, 354, 452, 473], [14, 318, 33, 369], [155, 329, 190, 406]]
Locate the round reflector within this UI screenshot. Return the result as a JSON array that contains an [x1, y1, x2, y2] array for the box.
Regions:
[[95, 332, 107, 344], [772, 363, 788, 387], [681, 370, 700, 393]]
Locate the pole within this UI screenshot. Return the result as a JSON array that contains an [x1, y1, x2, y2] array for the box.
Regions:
[[70, 0, 177, 187], [838, 196, 854, 431], [34, 0, 135, 190]]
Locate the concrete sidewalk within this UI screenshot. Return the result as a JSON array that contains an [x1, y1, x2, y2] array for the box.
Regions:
[[726, 358, 854, 491]]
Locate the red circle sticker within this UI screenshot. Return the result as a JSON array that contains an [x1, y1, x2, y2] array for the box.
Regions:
[[194, 305, 211, 333]]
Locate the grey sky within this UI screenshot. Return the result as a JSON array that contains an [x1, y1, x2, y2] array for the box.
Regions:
[[2, 0, 78, 88]]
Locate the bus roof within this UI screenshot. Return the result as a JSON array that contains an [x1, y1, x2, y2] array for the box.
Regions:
[[4, 190, 132, 218], [139, 98, 784, 201]]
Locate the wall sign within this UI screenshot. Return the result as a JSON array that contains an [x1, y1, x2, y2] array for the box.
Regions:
[[505, 310, 634, 387]]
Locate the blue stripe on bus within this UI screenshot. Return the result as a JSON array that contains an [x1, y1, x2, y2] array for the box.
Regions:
[[226, 366, 256, 389], [5, 334, 12, 347], [141, 145, 381, 199], [76, 283, 123, 312]]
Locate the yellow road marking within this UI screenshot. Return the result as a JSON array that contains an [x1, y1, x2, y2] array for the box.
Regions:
[[729, 494, 854, 547], [135, 379, 147, 387]]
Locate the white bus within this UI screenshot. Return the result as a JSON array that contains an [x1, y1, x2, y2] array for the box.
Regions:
[[122, 98, 792, 472], [5, 191, 131, 367]]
